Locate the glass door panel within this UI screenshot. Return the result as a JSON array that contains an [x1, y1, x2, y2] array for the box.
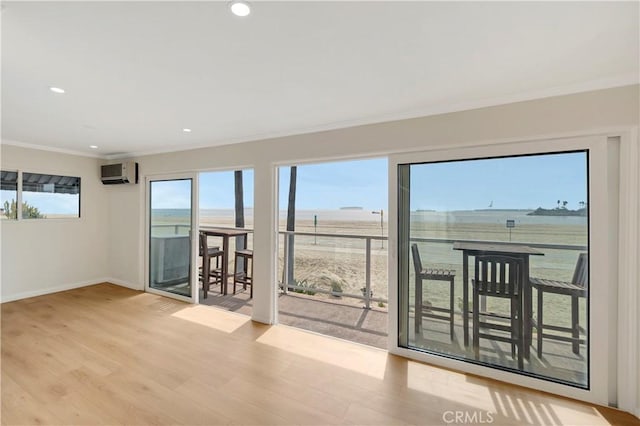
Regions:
[[149, 178, 194, 299], [398, 151, 589, 387]]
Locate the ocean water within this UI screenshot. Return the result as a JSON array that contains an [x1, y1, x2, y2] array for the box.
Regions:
[[153, 208, 587, 227], [409, 209, 587, 226]]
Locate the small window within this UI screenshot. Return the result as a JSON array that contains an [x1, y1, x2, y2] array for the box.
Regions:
[[1, 170, 18, 220], [21, 173, 80, 219]]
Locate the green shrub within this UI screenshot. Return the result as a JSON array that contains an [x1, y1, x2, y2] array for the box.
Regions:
[[291, 279, 317, 296], [3, 200, 45, 219]]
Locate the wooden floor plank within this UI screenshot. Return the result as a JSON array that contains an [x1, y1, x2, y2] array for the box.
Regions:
[[1, 373, 63, 426], [1, 283, 638, 426]]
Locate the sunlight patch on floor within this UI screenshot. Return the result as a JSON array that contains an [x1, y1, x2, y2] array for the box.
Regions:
[[171, 305, 250, 333], [256, 325, 387, 379], [405, 360, 496, 410], [544, 401, 609, 425]]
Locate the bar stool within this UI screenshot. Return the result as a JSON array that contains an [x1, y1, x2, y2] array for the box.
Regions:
[[530, 253, 588, 357], [199, 232, 224, 298], [473, 254, 524, 369], [411, 244, 456, 340], [233, 249, 253, 297]]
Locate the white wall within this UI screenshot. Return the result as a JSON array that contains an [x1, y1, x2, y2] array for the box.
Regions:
[[0, 144, 110, 301], [106, 182, 144, 290]]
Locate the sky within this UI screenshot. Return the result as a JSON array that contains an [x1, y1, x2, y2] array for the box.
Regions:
[[278, 158, 388, 210], [3, 151, 587, 214], [200, 169, 254, 209], [0, 188, 79, 215], [409, 151, 587, 211], [149, 158, 389, 211]]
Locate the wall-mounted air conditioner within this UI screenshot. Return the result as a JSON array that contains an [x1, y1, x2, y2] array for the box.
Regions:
[[101, 161, 138, 185]]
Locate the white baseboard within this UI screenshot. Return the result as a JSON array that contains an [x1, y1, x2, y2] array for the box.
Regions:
[[106, 278, 143, 291], [1, 278, 110, 303]]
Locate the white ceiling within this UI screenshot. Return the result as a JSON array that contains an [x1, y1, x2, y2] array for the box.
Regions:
[[2, 1, 638, 158]]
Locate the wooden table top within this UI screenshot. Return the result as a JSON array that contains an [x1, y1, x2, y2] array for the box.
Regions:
[[453, 241, 544, 255], [200, 227, 250, 237]]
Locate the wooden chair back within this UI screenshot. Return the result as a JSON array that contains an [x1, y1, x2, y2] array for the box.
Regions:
[[198, 232, 207, 257], [474, 255, 522, 297], [571, 253, 588, 289], [411, 244, 423, 274]]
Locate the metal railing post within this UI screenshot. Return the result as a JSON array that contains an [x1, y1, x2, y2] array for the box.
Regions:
[[364, 237, 372, 309], [282, 234, 289, 294]]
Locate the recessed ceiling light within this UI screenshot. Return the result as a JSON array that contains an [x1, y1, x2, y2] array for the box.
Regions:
[[229, 1, 251, 17], [49, 87, 65, 94], [182, 128, 192, 133], [89, 145, 98, 149]]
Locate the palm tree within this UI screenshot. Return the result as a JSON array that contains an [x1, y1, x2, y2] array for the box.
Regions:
[[234, 170, 245, 249], [557, 199, 561, 209], [286, 166, 297, 285], [562, 200, 568, 209], [579, 201, 585, 209]]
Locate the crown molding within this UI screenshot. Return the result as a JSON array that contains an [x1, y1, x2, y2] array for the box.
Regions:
[[1, 139, 105, 159]]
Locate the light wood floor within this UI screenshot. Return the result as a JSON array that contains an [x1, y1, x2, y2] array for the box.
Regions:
[[2, 284, 638, 426]]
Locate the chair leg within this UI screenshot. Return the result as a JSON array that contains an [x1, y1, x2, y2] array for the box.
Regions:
[[249, 256, 253, 298], [510, 298, 516, 358], [202, 254, 211, 299], [242, 257, 248, 290], [202, 279, 208, 299], [516, 301, 523, 370], [537, 289, 543, 358], [473, 290, 480, 360], [241, 254, 253, 298], [572, 295, 580, 355], [415, 277, 422, 335], [449, 278, 455, 340], [233, 253, 239, 295]]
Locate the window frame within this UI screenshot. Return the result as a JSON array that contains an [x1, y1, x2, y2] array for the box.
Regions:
[[0, 169, 82, 221], [388, 135, 616, 406], [0, 169, 20, 220]]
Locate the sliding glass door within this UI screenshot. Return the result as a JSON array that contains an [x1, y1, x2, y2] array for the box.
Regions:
[[147, 174, 198, 302], [391, 136, 616, 404], [398, 151, 590, 385]]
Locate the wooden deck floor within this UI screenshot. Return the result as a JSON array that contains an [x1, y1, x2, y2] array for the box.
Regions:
[[2, 283, 638, 425], [199, 289, 388, 348]]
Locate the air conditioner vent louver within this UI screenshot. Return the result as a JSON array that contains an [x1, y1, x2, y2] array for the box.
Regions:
[[101, 162, 138, 185]]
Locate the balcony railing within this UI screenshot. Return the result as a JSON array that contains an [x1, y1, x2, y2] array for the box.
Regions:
[[280, 230, 386, 309], [279, 230, 587, 310], [152, 224, 587, 310], [151, 223, 191, 235]]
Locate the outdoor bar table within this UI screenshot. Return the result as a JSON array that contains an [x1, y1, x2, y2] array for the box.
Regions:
[[453, 241, 544, 359], [200, 227, 250, 295]]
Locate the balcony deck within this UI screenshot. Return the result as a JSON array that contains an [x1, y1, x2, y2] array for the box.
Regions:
[[200, 289, 388, 349]]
